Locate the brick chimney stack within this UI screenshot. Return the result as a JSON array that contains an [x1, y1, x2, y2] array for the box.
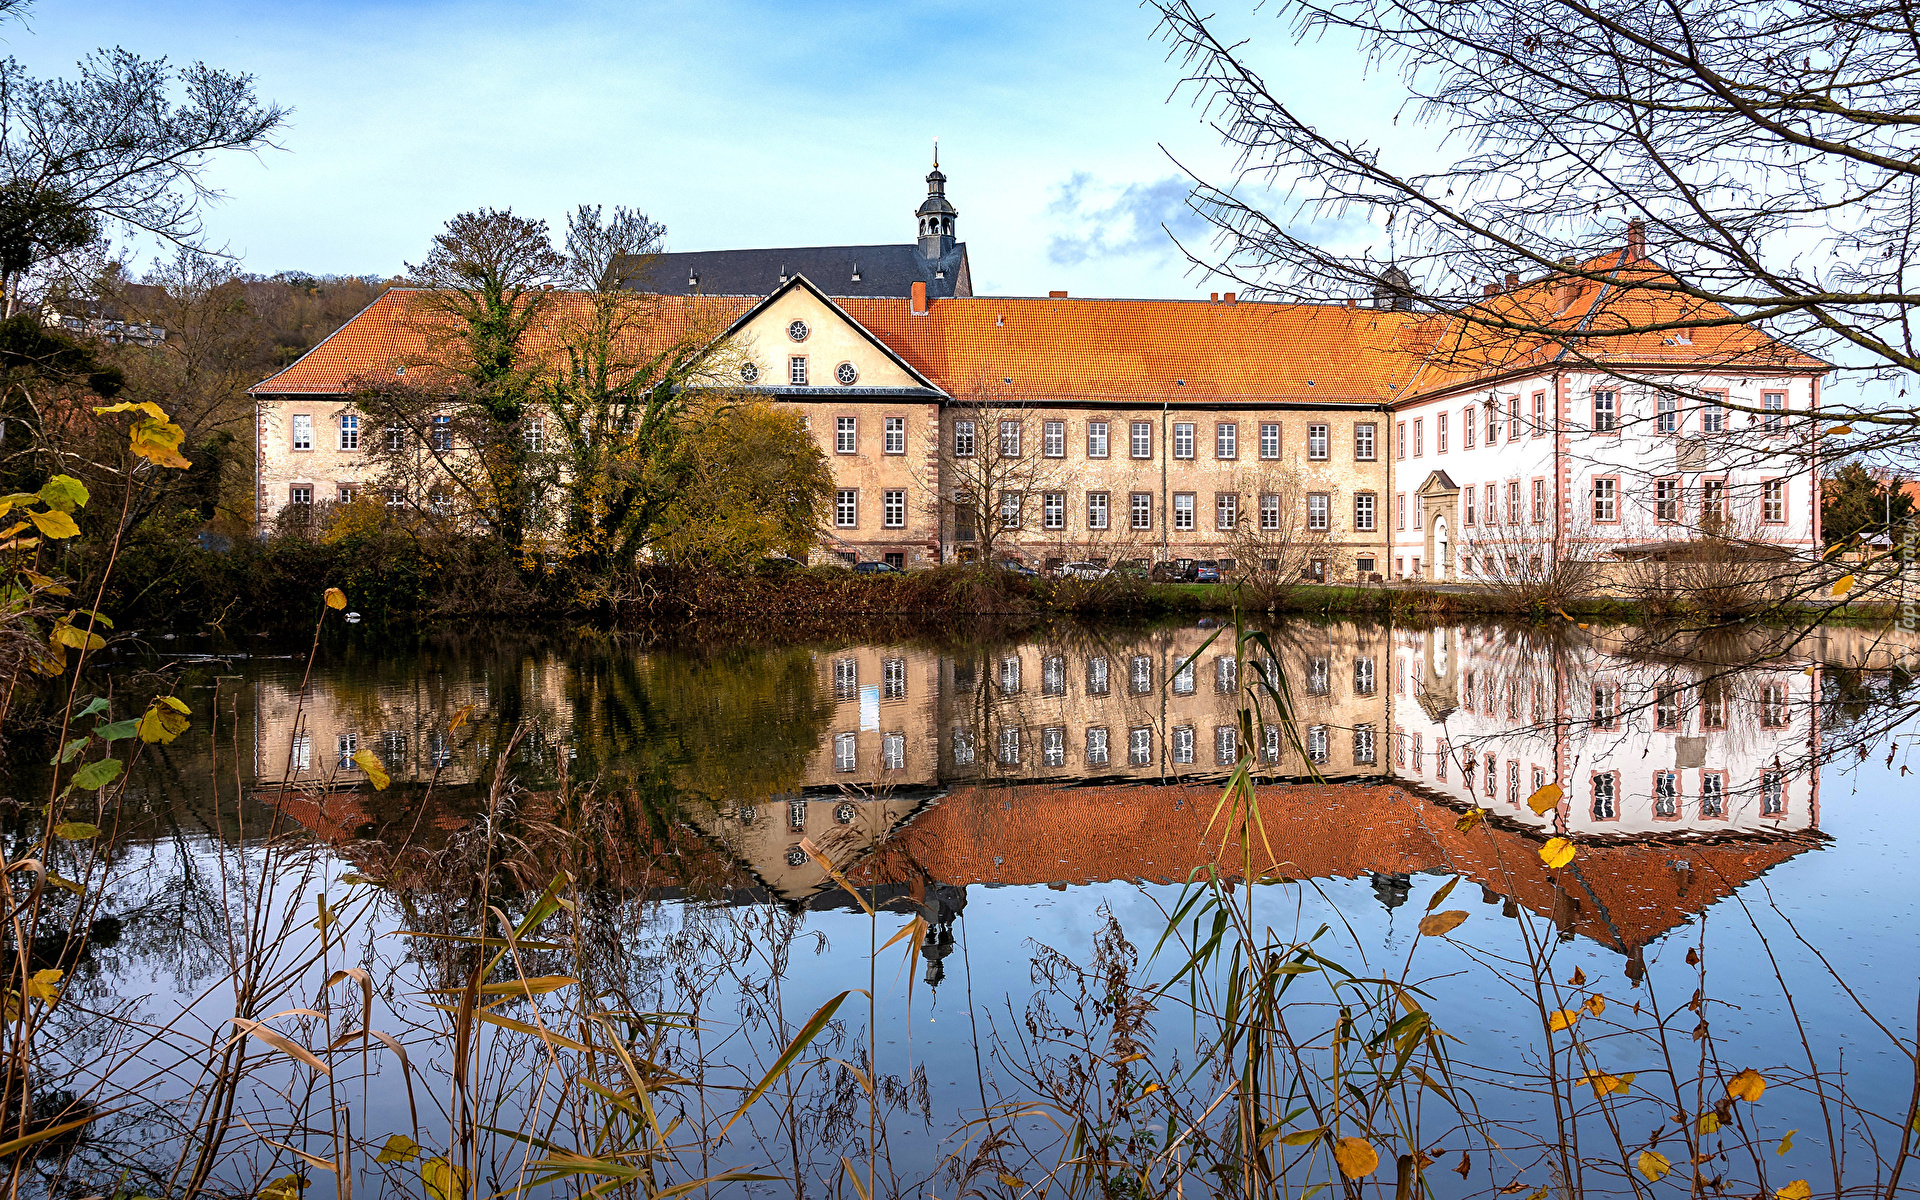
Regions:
[[1627, 218, 1647, 260], [911, 281, 928, 316]]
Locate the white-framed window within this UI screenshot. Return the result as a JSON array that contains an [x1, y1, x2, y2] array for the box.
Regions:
[[1130, 493, 1152, 530], [1395, 493, 1407, 531], [884, 732, 906, 769], [1308, 424, 1329, 460], [1174, 422, 1195, 459], [1592, 477, 1617, 522], [1261, 423, 1281, 459], [954, 419, 976, 456], [883, 489, 906, 528], [1413, 417, 1424, 456], [1306, 656, 1330, 695], [430, 415, 453, 450], [1216, 422, 1237, 459], [1506, 481, 1520, 524], [1592, 391, 1617, 432], [1701, 394, 1727, 433], [1463, 407, 1476, 449], [289, 485, 313, 506], [1043, 420, 1065, 457], [430, 488, 452, 514], [1129, 726, 1152, 766], [1396, 421, 1408, 459], [997, 727, 1021, 765], [1173, 659, 1196, 695], [291, 733, 311, 771], [1043, 492, 1065, 529], [1000, 655, 1021, 694], [339, 412, 360, 450], [1505, 396, 1520, 441], [884, 416, 905, 454], [1172, 725, 1195, 764], [835, 733, 857, 772], [1087, 492, 1109, 530], [1763, 479, 1785, 523], [524, 417, 544, 452], [1591, 772, 1617, 819], [1532, 478, 1547, 523], [385, 423, 405, 452], [1703, 478, 1727, 523], [789, 356, 808, 385], [952, 728, 975, 766], [883, 657, 906, 698], [1042, 726, 1065, 767], [1215, 725, 1238, 766], [1655, 478, 1680, 522], [1532, 391, 1547, 436], [999, 420, 1021, 458], [835, 489, 858, 528], [1701, 772, 1725, 817], [1087, 656, 1110, 695], [1173, 493, 1195, 531], [1261, 494, 1281, 531], [1353, 724, 1376, 765], [1307, 493, 1329, 530], [1354, 656, 1376, 695], [1130, 421, 1153, 458], [1000, 492, 1022, 528], [1655, 769, 1678, 817], [291, 414, 313, 450], [1486, 403, 1501, 443], [833, 657, 857, 699], [338, 485, 357, 504], [1436, 413, 1447, 453], [1306, 725, 1329, 764], [1762, 769, 1785, 815], [1088, 420, 1110, 458], [1129, 655, 1152, 694], [1086, 727, 1110, 766], [1354, 493, 1376, 531], [1216, 493, 1238, 531], [1762, 391, 1786, 433], [836, 416, 857, 454], [1042, 655, 1066, 696], [383, 487, 406, 509]]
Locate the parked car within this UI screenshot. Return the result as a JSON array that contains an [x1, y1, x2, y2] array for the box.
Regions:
[[997, 559, 1039, 578], [1150, 561, 1197, 583], [1056, 561, 1111, 580], [852, 560, 899, 574], [1195, 559, 1221, 583], [757, 553, 805, 573]]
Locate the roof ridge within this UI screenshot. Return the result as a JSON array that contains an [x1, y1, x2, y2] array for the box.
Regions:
[[250, 288, 406, 394]]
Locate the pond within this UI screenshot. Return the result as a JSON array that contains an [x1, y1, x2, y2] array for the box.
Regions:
[[18, 616, 1920, 1199]]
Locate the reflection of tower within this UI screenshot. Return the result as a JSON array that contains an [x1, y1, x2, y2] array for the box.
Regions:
[[918, 883, 967, 989], [1370, 872, 1411, 909]]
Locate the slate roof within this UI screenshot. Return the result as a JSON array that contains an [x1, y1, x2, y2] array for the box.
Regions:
[[614, 243, 972, 300]]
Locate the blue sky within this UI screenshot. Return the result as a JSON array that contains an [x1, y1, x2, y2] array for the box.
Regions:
[[4, 0, 1392, 298]]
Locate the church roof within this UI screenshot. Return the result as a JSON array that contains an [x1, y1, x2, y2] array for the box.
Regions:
[[614, 242, 971, 300]]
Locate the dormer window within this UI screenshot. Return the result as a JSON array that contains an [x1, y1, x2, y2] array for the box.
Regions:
[[687, 271, 698, 288]]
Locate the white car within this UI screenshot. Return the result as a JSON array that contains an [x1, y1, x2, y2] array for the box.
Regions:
[[1057, 561, 1112, 580]]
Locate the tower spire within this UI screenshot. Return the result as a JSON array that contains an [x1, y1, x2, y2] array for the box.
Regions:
[[916, 147, 958, 261]]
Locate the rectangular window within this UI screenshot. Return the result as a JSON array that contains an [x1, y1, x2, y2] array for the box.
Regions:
[[789, 356, 808, 385], [835, 489, 857, 528], [292, 733, 311, 771], [1486, 403, 1500, 444], [954, 491, 976, 541], [1306, 726, 1329, 764], [1591, 773, 1617, 820], [1216, 493, 1238, 531], [999, 420, 1021, 458], [1396, 421, 1407, 460], [1506, 481, 1520, 524], [1655, 770, 1679, 818], [1395, 493, 1406, 531], [883, 733, 906, 770], [1762, 769, 1785, 815], [1703, 478, 1727, 524], [835, 416, 856, 454], [834, 733, 856, 772], [1129, 727, 1152, 766], [1656, 686, 1680, 730], [1086, 727, 1110, 766], [1763, 391, 1786, 433], [1463, 408, 1476, 449], [1532, 478, 1546, 523], [1353, 422, 1375, 461], [1592, 391, 1617, 432], [1657, 393, 1678, 434], [1087, 491, 1109, 530], [289, 485, 312, 506], [1464, 487, 1476, 525], [1481, 483, 1496, 524], [884, 657, 906, 699], [1532, 391, 1547, 436], [1262, 494, 1282, 531], [1042, 655, 1065, 696], [1043, 492, 1065, 529], [1042, 726, 1065, 767], [1216, 422, 1237, 459], [1763, 479, 1786, 524], [834, 658, 858, 698], [952, 728, 974, 766], [1173, 493, 1195, 531], [1353, 493, 1376, 531], [1172, 726, 1195, 764], [384, 487, 406, 509], [1307, 493, 1329, 530], [1436, 413, 1448, 453], [1215, 726, 1238, 766], [385, 423, 405, 452], [998, 727, 1021, 766], [1215, 655, 1237, 694], [1261, 423, 1281, 459], [953, 419, 976, 456], [884, 416, 905, 454], [1592, 683, 1618, 729], [1263, 725, 1281, 764], [1701, 392, 1727, 434], [1655, 478, 1680, 522], [339, 412, 360, 450], [999, 492, 1022, 528], [1173, 422, 1195, 459], [1413, 417, 1424, 457], [1592, 477, 1617, 522], [1506, 396, 1520, 441], [431, 415, 453, 451], [1307, 657, 1330, 695], [1761, 681, 1789, 727], [1352, 724, 1377, 766], [1308, 424, 1329, 460], [1172, 660, 1196, 696], [291, 414, 313, 450], [883, 489, 906, 528], [524, 417, 544, 452], [1130, 493, 1152, 530], [1701, 772, 1725, 818], [337, 485, 357, 504], [1129, 655, 1152, 694], [1087, 656, 1110, 696], [1042, 420, 1064, 457], [1088, 420, 1110, 458], [1131, 421, 1152, 458], [1435, 739, 1449, 781], [1000, 656, 1021, 694]]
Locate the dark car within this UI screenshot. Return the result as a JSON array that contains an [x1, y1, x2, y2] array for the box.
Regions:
[[997, 560, 1039, 578], [1150, 561, 1197, 583], [757, 554, 806, 572], [1195, 559, 1221, 583], [852, 560, 900, 574]]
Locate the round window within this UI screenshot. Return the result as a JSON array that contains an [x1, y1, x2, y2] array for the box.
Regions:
[[785, 846, 808, 867], [739, 361, 759, 383], [834, 802, 856, 824], [787, 319, 809, 342], [835, 362, 859, 385]]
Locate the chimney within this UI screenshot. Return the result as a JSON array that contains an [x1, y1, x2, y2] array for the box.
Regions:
[[1222, 292, 1237, 305], [1504, 272, 1520, 290], [1346, 298, 1357, 308], [1049, 290, 1067, 298], [1483, 282, 1500, 296], [1627, 218, 1647, 260], [1210, 292, 1219, 302], [910, 281, 928, 316]]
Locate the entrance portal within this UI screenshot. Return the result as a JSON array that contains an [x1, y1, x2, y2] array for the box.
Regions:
[[1433, 515, 1450, 581]]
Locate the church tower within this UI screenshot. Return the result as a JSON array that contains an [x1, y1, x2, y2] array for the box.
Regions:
[[916, 148, 958, 261]]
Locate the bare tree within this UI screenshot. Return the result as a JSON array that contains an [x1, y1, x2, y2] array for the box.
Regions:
[[920, 380, 1075, 566], [1223, 462, 1332, 604]]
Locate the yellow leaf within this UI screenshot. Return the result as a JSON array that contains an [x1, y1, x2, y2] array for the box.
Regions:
[[1777, 1182, 1812, 1200], [1527, 782, 1563, 815], [351, 748, 390, 790], [1584, 994, 1607, 1016], [53, 822, 99, 840], [137, 701, 191, 744], [26, 969, 61, 1003], [1777, 1129, 1796, 1155], [1540, 837, 1576, 869], [375, 1133, 422, 1163], [1728, 1068, 1767, 1102], [324, 587, 347, 610], [258, 1173, 305, 1200], [1822, 426, 1854, 437], [1280, 1128, 1326, 1147], [1832, 574, 1855, 597], [1548, 1009, 1582, 1032], [422, 1156, 468, 1200], [1419, 910, 1469, 937], [93, 400, 168, 421], [1568, 967, 1587, 986], [997, 1175, 1027, 1189], [1638, 1151, 1671, 1181], [37, 476, 88, 512], [1698, 1112, 1721, 1134], [127, 416, 191, 468], [1333, 1137, 1380, 1179], [1455, 806, 1487, 832], [450, 703, 476, 731], [49, 622, 103, 651]]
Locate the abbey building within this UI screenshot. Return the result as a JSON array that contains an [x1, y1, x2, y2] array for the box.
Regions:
[[251, 162, 1825, 583]]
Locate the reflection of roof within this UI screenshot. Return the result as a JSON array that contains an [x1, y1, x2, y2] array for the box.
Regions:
[[884, 780, 1815, 952]]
